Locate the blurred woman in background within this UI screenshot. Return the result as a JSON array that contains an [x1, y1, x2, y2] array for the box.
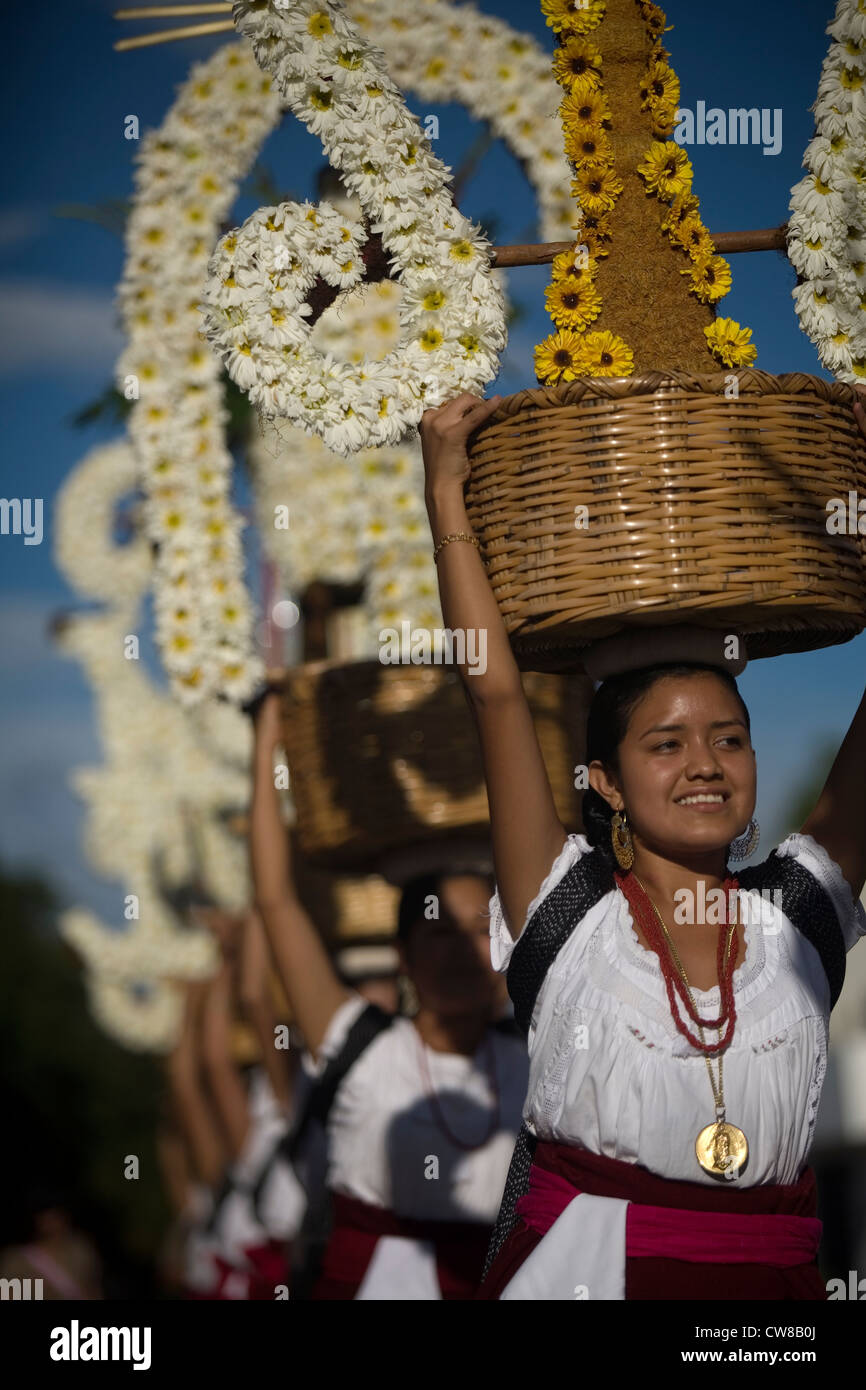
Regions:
[[250, 690, 528, 1299]]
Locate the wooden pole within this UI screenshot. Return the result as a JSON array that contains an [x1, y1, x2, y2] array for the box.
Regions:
[[492, 225, 788, 267], [114, 5, 231, 16], [301, 224, 789, 327], [114, 19, 233, 49]]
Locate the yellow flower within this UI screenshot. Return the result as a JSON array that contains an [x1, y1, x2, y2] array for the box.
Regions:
[[638, 141, 694, 199], [651, 101, 679, 138], [566, 129, 613, 167], [668, 214, 714, 260], [552, 247, 599, 282], [573, 164, 623, 215], [704, 319, 758, 368], [418, 328, 444, 351], [638, 1, 671, 40], [542, 0, 606, 35], [682, 253, 732, 303], [639, 60, 680, 112], [578, 213, 614, 258], [581, 331, 635, 376], [553, 36, 603, 95], [545, 276, 603, 330], [534, 329, 589, 384], [562, 90, 612, 137], [660, 192, 701, 232]]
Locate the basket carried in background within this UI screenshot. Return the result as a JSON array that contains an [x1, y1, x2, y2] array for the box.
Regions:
[[465, 371, 866, 669], [277, 659, 591, 873], [292, 847, 400, 943]]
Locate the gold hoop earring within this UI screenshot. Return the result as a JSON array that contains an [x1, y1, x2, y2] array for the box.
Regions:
[[611, 809, 634, 871], [398, 974, 419, 1017]]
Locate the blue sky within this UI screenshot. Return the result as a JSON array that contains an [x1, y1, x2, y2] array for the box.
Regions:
[[2, 0, 863, 921]]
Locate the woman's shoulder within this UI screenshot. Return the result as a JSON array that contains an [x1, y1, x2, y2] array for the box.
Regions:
[[741, 831, 864, 932], [739, 831, 866, 1005], [489, 834, 607, 964], [490, 834, 617, 1037]]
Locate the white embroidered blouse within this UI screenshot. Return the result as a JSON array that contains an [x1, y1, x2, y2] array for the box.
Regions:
[[489, 832, 866, 1189], [316, 997, 529, 1224]]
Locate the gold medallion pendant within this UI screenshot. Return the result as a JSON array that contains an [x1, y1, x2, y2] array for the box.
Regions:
[[696, 1121, 749, 1178]]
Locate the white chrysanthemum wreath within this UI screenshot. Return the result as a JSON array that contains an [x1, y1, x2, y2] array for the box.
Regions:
[[53, 444, 256, 1052], [54, 441, 152, 604], [251, 272, 443, 639], [119, 1, 575, 700], [118, 43, 281, 705], [787, 0, 866, 381], [203, 0, 508, 454], [55, 602, 252, 1051]]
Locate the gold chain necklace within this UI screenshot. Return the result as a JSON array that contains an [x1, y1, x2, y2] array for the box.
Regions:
[[632, 874, 749, 1180]]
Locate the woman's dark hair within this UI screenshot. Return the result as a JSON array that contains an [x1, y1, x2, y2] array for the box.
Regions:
[[583, 662, 751, 870], [397, 870, 495, 951]]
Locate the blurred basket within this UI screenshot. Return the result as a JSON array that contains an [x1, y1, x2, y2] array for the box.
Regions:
[[278, 660, 590, 871], [464, 371, 866, 668], [292, 850, 400, 942]]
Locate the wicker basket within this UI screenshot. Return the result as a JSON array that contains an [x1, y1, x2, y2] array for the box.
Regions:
[[279, 660, 590, 871], [465, 371, 866, 668], [292, 848, 400, 942]]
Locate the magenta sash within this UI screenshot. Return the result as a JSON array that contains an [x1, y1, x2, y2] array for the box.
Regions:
[[514, 1164, 822, 1268]]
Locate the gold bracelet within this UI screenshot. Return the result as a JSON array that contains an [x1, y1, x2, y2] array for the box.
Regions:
[[433, 532, 481, 562]]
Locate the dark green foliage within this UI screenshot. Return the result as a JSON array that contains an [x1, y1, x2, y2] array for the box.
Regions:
[[0, 865, 168, 1292]]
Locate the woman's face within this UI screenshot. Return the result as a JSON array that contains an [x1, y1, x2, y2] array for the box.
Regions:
[[590, 673, 757, 863], [401, 874, 498, 1017]]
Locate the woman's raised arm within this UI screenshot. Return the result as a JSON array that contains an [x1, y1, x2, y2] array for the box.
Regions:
[[249, 691, 350, 1057], [165, 980, 225, 1189], [238, 907, 292, 1111], [421, 393, 568, 939]]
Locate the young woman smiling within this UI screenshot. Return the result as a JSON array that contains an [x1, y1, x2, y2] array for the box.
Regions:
[[420, 390, 866, 1301]]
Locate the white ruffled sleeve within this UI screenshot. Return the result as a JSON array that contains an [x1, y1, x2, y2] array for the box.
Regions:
[[488, 833, 594, 973], [775, 832, 866, 953]]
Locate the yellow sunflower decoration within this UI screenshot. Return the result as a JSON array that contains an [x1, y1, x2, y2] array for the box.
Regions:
[[535, 0, 758, 382]]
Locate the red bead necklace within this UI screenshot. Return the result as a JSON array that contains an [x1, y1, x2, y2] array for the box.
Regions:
[[615, 870, 741, 1056]]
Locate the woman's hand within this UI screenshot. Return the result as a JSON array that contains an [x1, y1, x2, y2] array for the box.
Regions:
[[420, 391, 501, 496]]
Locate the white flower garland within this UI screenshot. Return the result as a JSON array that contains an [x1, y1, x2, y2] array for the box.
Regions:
[[120, 3, 574, 699], [204, 0, 508, 454], [118, 43, 281, 704], [250, 272, 441, 635], [345, 0, 576, 242], [56, 600, 255, 1050], [787, 0, 866, 380], [58, 608, 250, 903], [90, 965, 185, 1054], [54, 441, 152, 603], [61, 907, 215, 985]]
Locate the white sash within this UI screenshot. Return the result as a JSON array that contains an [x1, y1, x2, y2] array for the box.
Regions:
[[499, 1193, 629, 1301], [355, 1236, 442, 1301]]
